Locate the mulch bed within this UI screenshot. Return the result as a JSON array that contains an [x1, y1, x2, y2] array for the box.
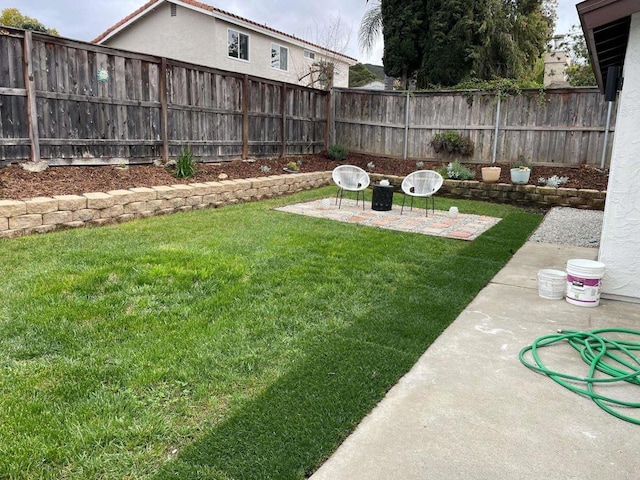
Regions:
[[0, 153, 609, 201]]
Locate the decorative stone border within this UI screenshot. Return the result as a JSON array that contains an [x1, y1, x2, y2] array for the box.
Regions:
[[0, 171, 606, 240], [0, 172, 332, 239]]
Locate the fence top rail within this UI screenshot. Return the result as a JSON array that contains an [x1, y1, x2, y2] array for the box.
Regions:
[[332, 86, 602, 97]]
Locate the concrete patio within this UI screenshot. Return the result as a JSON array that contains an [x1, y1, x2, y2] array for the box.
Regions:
[[311, 241, 640, 479]]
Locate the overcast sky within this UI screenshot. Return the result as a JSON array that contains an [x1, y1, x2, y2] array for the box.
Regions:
[[3, 0, 583, 64]]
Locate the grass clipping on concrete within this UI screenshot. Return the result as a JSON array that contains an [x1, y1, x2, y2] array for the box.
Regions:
[[0, 187, 541, 479]]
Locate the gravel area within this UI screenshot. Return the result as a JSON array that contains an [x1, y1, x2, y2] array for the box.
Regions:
[[529, 207, 603, 247]]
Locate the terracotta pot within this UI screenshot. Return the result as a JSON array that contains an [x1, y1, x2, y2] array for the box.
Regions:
[[481, 166, 501, 184]]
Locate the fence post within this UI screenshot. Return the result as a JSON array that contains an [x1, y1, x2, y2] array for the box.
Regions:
[[403, 92, 410, 160], [491, 94, 502, 164], [325, 89, 332, 151], [242, 75, 249, 159], [159, 58, 169, 162], [22, 30, 40, 163], [280, 82, 286, 158]]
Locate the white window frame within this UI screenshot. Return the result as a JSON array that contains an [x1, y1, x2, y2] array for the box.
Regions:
[[228, 28, 249, 62], [303, 49, 315, 60], [271, 43, 289, 71]]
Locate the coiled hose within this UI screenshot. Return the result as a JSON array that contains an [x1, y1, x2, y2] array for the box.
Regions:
[[519, 328, 640, 424]]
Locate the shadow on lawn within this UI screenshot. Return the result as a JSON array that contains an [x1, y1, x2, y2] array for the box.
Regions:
[[154, 211, 540, 480]]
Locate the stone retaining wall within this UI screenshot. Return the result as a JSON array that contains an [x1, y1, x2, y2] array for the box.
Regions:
[[0, 171, 606, 240], [371, 174, 606, 211], [0, 172, 332, 239]]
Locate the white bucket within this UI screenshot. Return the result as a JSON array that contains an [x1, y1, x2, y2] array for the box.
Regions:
[[537, 269, 567, 299], [565, 259, 606, 307]]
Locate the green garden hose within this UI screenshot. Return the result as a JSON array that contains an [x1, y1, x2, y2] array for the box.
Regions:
[[519, 328, 640, 424]]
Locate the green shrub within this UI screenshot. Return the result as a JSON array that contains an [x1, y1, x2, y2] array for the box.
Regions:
[[286, 161, 299, 171], [438, 160, 475, 180], [327, 144, 348, 162], [430, 131, 474, 157], [175, 147, 196, 179]]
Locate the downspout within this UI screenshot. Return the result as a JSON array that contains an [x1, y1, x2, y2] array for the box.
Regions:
[[601, 101, 613, 169]]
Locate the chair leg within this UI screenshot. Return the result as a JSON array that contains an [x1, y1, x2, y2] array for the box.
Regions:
[[425, 196, 428, 217], [338, 188, 344, 209], [401, 194, 407, 214], [410, 196, 414, 212]]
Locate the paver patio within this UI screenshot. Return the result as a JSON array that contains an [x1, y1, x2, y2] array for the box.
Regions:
[[276, 198, 501, 241]]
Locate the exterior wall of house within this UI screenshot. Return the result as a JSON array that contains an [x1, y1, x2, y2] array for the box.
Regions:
[[599, 12, 640, 302], [102, 2, 351, 88]]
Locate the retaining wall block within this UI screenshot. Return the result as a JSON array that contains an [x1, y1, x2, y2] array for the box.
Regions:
[[43, 211, 73, 225], [129, 187, 158, 202], [10, 214, 43, 230], [152, 186, 180, 200], [53, 195, 87, 210], [107, 190, 136, 205], [0, 200, 27, 217], [100, 205, 125, 219], [0, 217, 8, 231], [84, 192, 115, 209], [25, 197, 58, 214], [73, 209, 99, 222], [169, 185, 195, 197]]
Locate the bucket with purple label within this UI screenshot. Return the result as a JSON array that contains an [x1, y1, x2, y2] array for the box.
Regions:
[[565, 259, 606, 307]]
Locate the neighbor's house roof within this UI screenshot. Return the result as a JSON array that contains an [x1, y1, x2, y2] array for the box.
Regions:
[[92, 0, 357, 63], [577, 0, 640, 92]]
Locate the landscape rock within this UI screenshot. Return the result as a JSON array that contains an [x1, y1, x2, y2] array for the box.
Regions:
[[21, 161, 49, 173]]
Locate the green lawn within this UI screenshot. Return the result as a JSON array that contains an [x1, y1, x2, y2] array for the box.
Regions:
[[0, 187, 542, 479]]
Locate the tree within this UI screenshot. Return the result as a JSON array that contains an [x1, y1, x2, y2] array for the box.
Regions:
[[349, 63, 379, 87], [358, 0, 382, 56], [378, 0, 556, 88], [563, 25, 596, 86], [296, 15, 352, 90], [0, 7, 58, 35], [381, 0, 425, 88]]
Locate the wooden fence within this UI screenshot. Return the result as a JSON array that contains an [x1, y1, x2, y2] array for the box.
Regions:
[[0, 27, 329, 166], [332, 87, 617, 166], [0, 27, 617, 168]]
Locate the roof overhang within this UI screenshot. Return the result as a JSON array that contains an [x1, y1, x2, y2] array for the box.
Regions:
[[577, 0, 640, 92]]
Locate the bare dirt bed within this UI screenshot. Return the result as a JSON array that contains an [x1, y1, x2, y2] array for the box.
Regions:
[[0, 153, 609, 201]]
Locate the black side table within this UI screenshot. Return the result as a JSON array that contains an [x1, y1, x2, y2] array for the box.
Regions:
[[372, 184, 394, 211]]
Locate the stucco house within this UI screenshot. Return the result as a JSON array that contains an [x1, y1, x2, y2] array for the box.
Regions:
[[578, 0, 640, 302], [92, 0, 356, 88]]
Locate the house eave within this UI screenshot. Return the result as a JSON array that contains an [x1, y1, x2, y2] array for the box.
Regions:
[[577, 0, 639, 92]]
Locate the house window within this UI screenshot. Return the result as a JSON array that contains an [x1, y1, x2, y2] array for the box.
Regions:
[[271, 43, 288, 71], [304, 50, 315, 60], [228, 29, 249, 61]]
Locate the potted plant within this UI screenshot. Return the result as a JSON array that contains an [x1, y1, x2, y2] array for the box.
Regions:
[[481, 166, 501, 183], [510, 158, 531, 185]]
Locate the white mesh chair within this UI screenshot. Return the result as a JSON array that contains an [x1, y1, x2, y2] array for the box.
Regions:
[[332, 165, 370, 210], [401, 170, 444, 216]]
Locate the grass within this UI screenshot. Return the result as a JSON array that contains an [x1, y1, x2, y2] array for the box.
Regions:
[[0, 187, 542, 479]]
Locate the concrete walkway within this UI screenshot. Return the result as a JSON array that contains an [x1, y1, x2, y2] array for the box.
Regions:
[[311, 242, 640, 480]]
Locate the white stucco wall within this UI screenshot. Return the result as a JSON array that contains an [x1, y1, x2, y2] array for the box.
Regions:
[[599, 12, 640, 302], [102, 2, 352, 88]]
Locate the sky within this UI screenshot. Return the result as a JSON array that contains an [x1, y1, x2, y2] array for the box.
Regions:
[[2, 0, 583, 65]]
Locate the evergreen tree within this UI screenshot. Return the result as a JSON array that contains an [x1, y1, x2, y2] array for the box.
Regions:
[[349, 63, 379, 87], [378, 0, 556, 88], [381, 0, 425, 88]]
